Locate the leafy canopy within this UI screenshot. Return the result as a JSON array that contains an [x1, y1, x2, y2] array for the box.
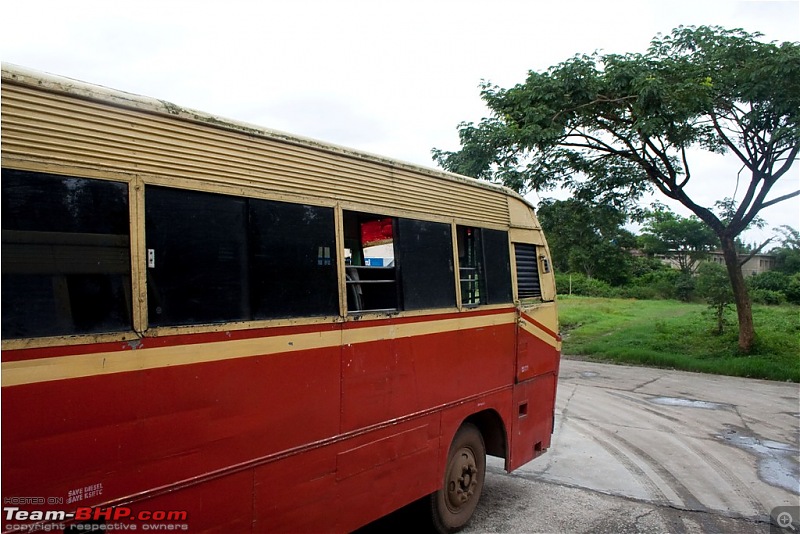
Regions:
[[639, 207, 718, 273], [433, 25, 800, 239], [537, 199, 636, 284]]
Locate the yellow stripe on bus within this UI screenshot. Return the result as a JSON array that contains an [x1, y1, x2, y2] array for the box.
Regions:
[[2, 312, 518, 387], [519, 319, 562, 352]]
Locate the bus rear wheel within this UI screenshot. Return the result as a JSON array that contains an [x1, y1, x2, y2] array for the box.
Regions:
[[430, 423, 486, 533]]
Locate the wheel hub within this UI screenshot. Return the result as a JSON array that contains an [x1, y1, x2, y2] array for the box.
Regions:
[[446, 449, 478, 509]]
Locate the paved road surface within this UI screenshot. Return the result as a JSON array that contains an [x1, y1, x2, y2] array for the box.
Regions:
[[464, 359, 800, 533], [359, 359, 799, 533]]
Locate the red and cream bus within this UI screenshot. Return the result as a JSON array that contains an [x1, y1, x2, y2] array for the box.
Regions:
[[1, 64, 560, 533]]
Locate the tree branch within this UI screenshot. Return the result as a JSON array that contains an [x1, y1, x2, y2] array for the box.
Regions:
[[738, 237, 774, 268], [760, 189, 800, 210]]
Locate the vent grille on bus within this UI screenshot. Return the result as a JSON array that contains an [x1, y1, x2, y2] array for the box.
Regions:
[[515, 244, 541, 299]]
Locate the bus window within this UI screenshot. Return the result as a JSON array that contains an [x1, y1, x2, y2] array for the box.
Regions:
[[514, 243, 542, 299], [1, 169, 132, 338], [344, 211, 399, 312], [146, 186, 338, 326], [395, 218, 456, 310], [457, 226, 484, 306], [483, 228, 513, 304], [146, 186, 249, 326], [457, 226, 513, 307], [248, 200, 338, 319]]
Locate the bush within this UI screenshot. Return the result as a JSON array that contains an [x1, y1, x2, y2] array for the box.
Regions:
[[619, 285, 660, 300], [623, 269, 691, 300], [555, 272, 619, 297], [750, 289, 787, 305], [748, 271, 790, 293], [786, 273, 800, 304]]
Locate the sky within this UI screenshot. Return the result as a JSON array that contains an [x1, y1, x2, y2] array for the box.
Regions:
[[2, 0, 799, 247]]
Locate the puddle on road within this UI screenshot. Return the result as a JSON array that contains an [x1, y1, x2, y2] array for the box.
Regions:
[[580, 371, 600, 378], [718, 426, 800, 494], [648, 396, 728, 410]]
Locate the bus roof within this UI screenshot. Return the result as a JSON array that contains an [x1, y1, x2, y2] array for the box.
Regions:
[[2, 63, 539, 228]]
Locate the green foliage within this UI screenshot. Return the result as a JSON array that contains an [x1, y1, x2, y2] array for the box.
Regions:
[[749, 289, 786, 306], [619, 268, 694, 301], [786, 273, 800, 304], [555, 272, 619, 298], [638, 207, 718, 273], [747, 270, 796, 304], [748, 270, 790, 292], [434, 27, 800, 232], [559, 297, 800, 382], [772, 225, 800, 275], [538, 199, 635, 284], [435, 25, 800, 351], [695, 262, 734, 334]]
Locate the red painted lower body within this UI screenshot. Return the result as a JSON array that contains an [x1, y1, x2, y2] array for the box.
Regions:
[[2, 309, 559, 532]]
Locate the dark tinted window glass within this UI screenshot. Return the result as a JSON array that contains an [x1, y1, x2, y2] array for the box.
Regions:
[[249, 200, 337, 318], [483, 229, 512, 304], [146, 186, 249, 326], [515, 243, 542, 298], [396, 218, 455, 310], [2, 169, 132, 338]]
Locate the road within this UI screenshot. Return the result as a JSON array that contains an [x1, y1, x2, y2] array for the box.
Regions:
[[465, 359, 800, 533], [359, 359, 799, 533]]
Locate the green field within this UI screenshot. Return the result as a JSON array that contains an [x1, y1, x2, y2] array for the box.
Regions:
[[557, 296, 800, 382]]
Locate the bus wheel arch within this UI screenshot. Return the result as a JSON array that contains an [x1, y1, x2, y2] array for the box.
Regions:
[[464, 409, 507, 460]]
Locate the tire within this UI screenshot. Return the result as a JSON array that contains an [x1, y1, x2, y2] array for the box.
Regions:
[[430, 423, 486, 533]]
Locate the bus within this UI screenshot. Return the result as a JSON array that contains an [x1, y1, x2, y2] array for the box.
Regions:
[[1, 63, 560, 533]]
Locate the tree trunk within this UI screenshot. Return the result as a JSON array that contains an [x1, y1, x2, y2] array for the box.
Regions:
[[719, 235, 754, 352]]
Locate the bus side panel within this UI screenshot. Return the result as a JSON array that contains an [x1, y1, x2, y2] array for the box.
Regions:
[[1, 342, 342, 518], [253, 444, 338, 533], [340, 314, 516, 432], [123, 470, 254, 534], [508, 373, 557, 471], [332, 414, 442, 533]]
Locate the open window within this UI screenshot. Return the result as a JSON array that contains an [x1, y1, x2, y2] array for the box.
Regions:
[[457, 226, 484, 306], [343, 212, 457, 313], [457, 226, 512, 307], [343, 211, 399, 313]]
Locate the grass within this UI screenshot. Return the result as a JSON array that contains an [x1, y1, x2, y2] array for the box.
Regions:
[[557, 296, 800, 382]]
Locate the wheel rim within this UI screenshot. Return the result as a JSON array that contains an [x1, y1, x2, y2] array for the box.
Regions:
[[445, 447, 479, 512]]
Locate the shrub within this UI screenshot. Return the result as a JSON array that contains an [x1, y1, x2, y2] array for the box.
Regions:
[[786, 273, 800, 304], [750, 289, 787, 305], [695, 263, 734, 334], [624, 269, 689, 300], [555, 272, 619, 297], [748, 271, 790, 293]]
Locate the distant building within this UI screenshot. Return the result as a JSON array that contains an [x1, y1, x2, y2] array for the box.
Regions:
[[632, 249, 777, 275], [706, 252, 776, 277]]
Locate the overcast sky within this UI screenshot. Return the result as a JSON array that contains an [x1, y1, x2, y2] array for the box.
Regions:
[[2, 0, 798, 245]]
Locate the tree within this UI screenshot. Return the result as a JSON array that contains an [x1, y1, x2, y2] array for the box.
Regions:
[[433, 26, 800, 352], [537, 199, 635, 285], [696, 262, 734, 335], [639, 207, 718, 274]]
